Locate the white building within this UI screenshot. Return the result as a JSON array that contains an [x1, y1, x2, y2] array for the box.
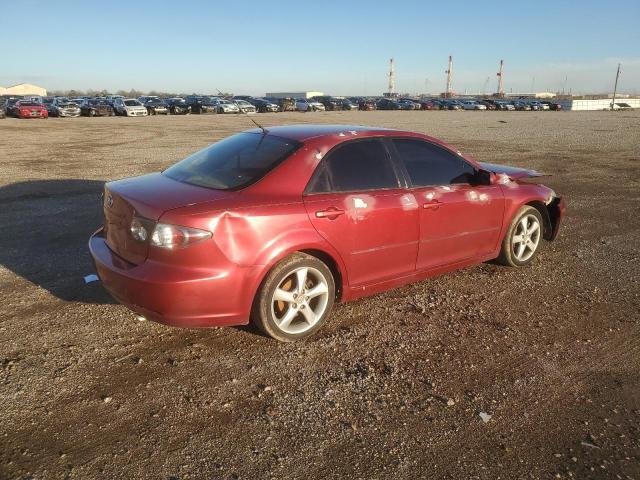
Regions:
[[557, 98, 640, 111], [0, 83, 47, 97], [265, 91, 323, 99]]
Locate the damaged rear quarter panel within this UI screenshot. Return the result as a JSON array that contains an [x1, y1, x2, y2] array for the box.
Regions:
[[159, 200, 348, 279]]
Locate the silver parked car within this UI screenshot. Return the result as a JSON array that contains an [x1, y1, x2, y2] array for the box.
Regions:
[[233, 99, 257, 114], [49, 97, 81, 117], [211, 99, 240, 114]]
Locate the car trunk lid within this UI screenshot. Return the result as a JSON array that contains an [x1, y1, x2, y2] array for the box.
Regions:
[[103, 173, 230, 264]]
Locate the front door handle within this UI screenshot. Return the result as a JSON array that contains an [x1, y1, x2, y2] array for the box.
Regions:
[[315, 207, 345, 220], [423, 199, 442, 210]]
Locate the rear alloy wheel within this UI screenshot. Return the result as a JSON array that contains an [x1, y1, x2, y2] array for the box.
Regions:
[[497, 205, 543, 267], [253, 253, 335, 341]]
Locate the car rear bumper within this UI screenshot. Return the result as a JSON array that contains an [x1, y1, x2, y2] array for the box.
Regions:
[[89, 229, 258, 327]]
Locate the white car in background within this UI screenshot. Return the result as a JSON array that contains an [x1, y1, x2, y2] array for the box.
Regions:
[[460, 100, 487, 110], [295, 98, 326, 112], [113, 98, 148, 117], [212, 99, 240, 114], [233, 99, 256, 114]]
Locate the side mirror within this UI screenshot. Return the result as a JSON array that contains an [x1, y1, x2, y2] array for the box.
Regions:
[[473, 169, 492, 186]]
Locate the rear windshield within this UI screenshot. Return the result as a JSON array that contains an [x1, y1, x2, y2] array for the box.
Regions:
[[163, 132, 301, 190], [124, 100, 140, 106]]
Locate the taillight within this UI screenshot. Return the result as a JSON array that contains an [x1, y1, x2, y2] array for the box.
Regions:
[[149, 223, 211, 249], [130, 217, 149, 241]]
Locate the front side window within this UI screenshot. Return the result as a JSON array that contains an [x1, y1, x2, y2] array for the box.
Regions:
[[307, 139, 399, 193], [393, 139, 476, 187], [164, 133, 301, 190]]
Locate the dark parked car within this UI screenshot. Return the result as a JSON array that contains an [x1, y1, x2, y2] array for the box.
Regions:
[[265, 97, 296, 112], [541, 101, 563, 111], [80, 98, 115, 116], [488, 100, 515, 111], [477, 100, 497, 110], [351, 97, 376, 111], [513, 101, 532, 111], [249, 98, 280, 113], [90, 124, 565, 342], [414, 99, 437, 110], [138, 96, 169, 115], [375, 98, 400, 110], [184, 96, 217, 114], [340, 98, 359, 110], [397, 99, 418, 110], [165, 98, 191, 114], [311, 96, 343, 111], [441, 99, 465, 110], [5, 97, 23, 117]]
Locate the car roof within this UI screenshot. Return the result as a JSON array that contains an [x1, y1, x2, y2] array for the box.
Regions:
[[251, 124, 397, 141]]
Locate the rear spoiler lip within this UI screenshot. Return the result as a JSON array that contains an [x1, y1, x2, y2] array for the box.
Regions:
[[477, 161, 548, 180]]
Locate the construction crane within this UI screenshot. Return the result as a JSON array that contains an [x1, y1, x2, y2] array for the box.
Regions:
[[445, 55, 453, 98], [388, 58, 395, 96], [496, 59, 504, 96], [482, 76, 491, 95]]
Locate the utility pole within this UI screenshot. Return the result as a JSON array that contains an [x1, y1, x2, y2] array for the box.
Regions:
[[445, 55, 453, 98], [496, 59, 504, 97], [611, 63, 621, 110], [388, 58, 395, 96]]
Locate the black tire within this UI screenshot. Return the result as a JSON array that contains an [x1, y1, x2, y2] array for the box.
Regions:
[[497, 205, 544, 267], [251, 253, 335, 342], [89, 109, 96, 117]]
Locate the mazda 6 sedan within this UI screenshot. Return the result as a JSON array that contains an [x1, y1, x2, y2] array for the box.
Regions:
[[89, 125, 565, 341]]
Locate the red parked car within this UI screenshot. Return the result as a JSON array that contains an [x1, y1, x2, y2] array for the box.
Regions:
[[89, 125, 565, 341], [14, 100, 48, 119]]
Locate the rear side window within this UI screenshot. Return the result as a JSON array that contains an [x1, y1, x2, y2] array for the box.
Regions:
[[164, 132, 301, 190], [393, 139, 476, 186], [308, 139, 399, 193]]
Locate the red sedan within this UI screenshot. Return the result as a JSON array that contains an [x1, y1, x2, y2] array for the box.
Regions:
[[14, 101, 48, 119], [89, 125, 565, 341]]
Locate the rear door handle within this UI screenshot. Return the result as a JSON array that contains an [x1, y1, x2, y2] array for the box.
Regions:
[[423, 199, 442, 210], [315, 207, 345, 219]]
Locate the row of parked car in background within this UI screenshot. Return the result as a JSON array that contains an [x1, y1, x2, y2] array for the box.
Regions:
[[0, 93, 565, 119]]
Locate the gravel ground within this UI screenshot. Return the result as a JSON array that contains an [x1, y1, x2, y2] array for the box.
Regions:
[[1, 111, 639, 480]]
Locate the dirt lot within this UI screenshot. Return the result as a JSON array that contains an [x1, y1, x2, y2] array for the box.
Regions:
[[1, 110, 639, 480]]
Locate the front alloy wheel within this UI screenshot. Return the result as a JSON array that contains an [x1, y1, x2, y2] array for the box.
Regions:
[[253, 253, 335, 341], [497, 205, 544, 266], [511, 214, 541, 262]]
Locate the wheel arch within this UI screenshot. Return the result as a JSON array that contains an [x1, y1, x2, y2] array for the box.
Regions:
[[251, 244, 348, 306], [299, 248, 344, 301], [525, 200, 553, 241]]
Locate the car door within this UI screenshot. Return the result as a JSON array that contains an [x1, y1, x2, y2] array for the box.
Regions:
[[303, 138, 420, 287], [390, 138, 504, 271]]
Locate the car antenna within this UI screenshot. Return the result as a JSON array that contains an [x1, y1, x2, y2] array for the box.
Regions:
[[217, 88, 267, 135]]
